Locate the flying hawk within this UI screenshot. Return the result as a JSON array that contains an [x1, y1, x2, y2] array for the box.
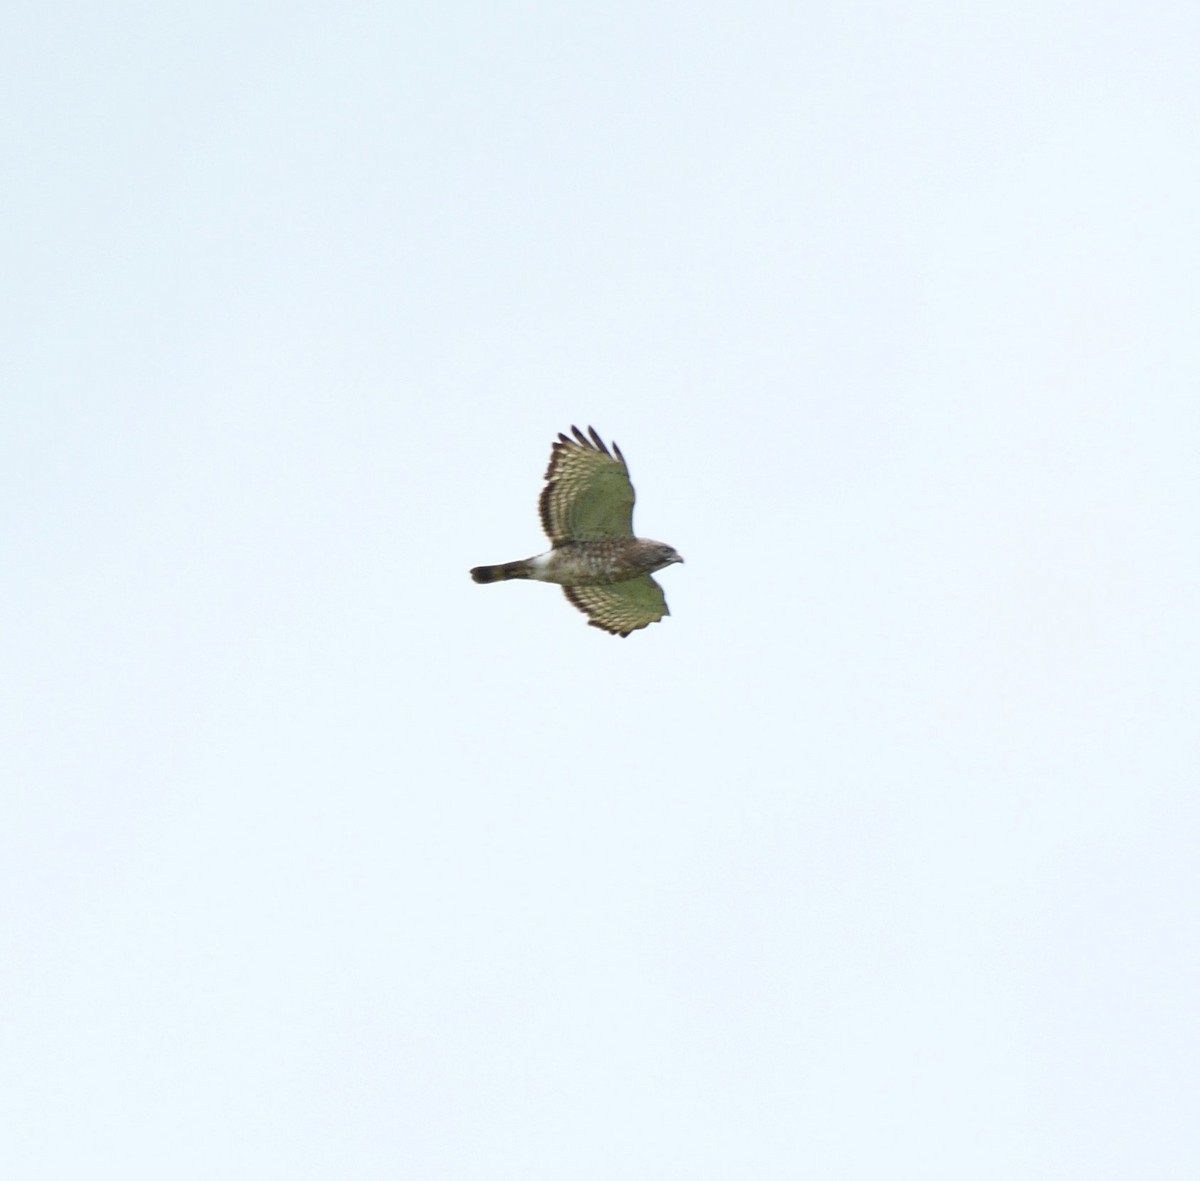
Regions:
[[470, 426, 683, 636]]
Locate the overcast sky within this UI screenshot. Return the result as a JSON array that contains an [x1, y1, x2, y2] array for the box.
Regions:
[[3, 2, 1198, 1177]]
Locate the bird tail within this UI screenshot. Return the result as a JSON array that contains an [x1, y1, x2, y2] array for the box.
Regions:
[[470, 560, 532, 584]]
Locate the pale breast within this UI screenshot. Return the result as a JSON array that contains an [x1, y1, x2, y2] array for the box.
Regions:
[[528, 541, 642, 586]]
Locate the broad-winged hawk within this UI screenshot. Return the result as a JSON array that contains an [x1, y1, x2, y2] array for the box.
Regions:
[[470, 426, 683, 637]]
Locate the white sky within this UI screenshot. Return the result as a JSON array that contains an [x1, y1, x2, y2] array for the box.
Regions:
[[4, 2, 1198, 1177]]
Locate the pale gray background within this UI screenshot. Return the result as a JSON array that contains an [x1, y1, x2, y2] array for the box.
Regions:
[[3, 2, 1197, 1177]]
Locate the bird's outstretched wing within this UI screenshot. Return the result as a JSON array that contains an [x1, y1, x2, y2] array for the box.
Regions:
[[562, 575, 668, 637], [539, 425, 635, 543]]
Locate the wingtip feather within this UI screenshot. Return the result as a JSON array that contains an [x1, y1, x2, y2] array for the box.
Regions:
[[587, 426, 611, 456]]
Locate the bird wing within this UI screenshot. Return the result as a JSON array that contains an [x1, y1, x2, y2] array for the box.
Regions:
[[539, 425, 635, 543], [562, 575, 669, 637]]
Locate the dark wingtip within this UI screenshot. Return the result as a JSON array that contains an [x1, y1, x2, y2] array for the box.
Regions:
[[587, 426, 611, 456], [560, 425, 616, 459]]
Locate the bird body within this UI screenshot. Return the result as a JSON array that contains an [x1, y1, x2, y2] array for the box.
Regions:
[[471, 538, 680, 586]]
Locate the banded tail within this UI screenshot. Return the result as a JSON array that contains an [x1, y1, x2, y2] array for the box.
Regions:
[[470, 560, 532, 584]]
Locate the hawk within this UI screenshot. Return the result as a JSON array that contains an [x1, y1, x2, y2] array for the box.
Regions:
[[470, 426, 683, 637]]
